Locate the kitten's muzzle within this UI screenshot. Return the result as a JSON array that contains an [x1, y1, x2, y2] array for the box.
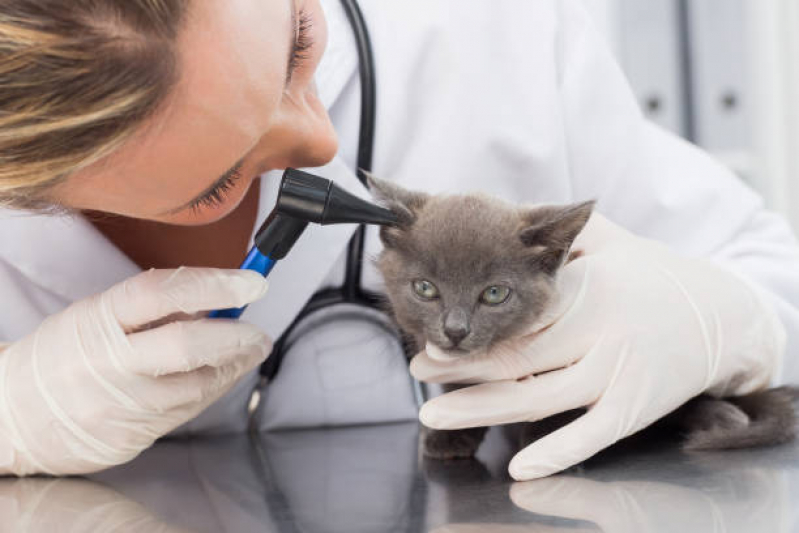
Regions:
[[443, 308, 471, 346]]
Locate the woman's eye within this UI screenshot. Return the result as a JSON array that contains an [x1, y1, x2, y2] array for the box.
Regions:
[[287, 9, 314, 84], [480, 286, 511, 306], [412, 280, 440, 300], [188, 165, 244, 214]]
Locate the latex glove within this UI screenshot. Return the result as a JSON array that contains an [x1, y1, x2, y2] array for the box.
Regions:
[[411, 214, 784, 480], [0, 267, 271, 476]]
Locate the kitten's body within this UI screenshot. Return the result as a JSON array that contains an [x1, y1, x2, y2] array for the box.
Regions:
[[368, 176, 799, 461]]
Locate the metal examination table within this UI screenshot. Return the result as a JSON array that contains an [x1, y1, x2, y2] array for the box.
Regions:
[[2, 420, 797, 531]]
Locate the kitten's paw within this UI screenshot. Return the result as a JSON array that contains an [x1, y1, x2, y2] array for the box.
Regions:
[[423, 427, 487, 460]]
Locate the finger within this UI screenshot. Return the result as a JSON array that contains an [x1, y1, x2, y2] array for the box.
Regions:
[[410, 333, 584, 384], [507, 402, 619, 481], [419, 363, 598, 429], [147, 343, 266, 411], [410, 261, 593, 384], [410, 347, 517, 385], [125, 319, 271, 376], [104, 268, 269, 331]]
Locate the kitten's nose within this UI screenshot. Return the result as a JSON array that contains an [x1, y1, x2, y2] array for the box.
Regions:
[[444, 309, 470, 346]]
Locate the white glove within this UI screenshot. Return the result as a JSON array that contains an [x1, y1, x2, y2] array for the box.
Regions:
[[411, 214, 784, 480], [0, 267, 271, 476]]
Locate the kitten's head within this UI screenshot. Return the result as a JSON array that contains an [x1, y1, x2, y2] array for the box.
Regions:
[[368, 175, 593, 356]]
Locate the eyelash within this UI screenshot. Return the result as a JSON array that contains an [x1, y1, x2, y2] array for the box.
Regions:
[[189, 164, 244, 214], [288, 9, 314, 81]]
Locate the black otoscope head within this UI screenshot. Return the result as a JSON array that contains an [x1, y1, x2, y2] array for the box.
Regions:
[[253, 168, 398, 260], [278, 168, 399, 226]]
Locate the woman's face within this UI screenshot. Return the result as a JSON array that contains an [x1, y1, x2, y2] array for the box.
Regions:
[[58, 0, 337, 225]]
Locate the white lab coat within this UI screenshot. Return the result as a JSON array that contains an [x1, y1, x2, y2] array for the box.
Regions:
[[1, 0, 799, 435]]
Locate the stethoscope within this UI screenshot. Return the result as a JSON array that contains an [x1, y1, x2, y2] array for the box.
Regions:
[[210, 0, 423, 413]]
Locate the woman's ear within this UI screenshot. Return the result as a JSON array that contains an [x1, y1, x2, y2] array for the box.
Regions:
[[519, 200, 595, 273], [366, 173, 429, 249]]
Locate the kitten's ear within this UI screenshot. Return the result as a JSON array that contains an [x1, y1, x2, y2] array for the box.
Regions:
[[519, 200, 596, 274], [366, 173, 429, 249]]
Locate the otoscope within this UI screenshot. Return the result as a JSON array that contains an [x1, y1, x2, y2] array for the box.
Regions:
[[209, 168, 398, 319]]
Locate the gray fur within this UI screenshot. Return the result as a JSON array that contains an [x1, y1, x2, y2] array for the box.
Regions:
[[369, 176, 799, 459], [678, 387, 799, 451], [369, 176, 593, 458]]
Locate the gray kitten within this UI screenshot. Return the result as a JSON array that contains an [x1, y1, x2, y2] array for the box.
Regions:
[[368, 175, 799, 461]]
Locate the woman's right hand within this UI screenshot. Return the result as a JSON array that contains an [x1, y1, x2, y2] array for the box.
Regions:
[[0, 267, 272, 476]]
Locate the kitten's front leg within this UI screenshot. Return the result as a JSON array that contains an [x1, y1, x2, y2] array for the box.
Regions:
[[422, 384, 488, 459], [423, 426, 489, 460]]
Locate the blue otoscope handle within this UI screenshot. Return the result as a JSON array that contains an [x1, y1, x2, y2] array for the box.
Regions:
[[209, 247, 276, 319]]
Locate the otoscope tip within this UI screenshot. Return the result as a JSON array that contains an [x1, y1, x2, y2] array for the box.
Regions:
[[362, 203, 399, 226], [322, 179, 399, 227]]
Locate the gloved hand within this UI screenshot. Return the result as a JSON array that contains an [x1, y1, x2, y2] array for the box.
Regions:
[[411, 214, 784, 480], [0, 267, 271, 476]]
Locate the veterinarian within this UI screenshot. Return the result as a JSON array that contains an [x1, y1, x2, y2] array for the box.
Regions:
[[0, 0, 797, 479]]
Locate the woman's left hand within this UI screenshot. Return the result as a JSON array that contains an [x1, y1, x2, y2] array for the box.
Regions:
[[410, 213, 784, 481]]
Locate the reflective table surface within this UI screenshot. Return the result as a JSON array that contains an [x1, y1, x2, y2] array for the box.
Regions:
[[2, 421, 798, 532]]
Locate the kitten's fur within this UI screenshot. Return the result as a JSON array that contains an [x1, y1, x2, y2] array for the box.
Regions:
[[368, 175, 799, 461]]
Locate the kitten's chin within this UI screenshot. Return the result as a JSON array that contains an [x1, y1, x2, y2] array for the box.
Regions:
[[426, 343, 468, 362]]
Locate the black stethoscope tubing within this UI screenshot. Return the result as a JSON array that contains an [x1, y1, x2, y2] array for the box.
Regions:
[[259, 0, 385, 381]]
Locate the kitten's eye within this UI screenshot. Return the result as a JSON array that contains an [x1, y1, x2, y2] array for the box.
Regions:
[[480, 286, 511, 306], [412, 279, 440, 300]]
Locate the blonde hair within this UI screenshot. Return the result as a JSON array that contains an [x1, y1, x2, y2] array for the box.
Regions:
[[0, 1, 188, 211]]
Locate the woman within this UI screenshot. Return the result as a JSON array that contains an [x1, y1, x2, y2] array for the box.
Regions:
[[0, 0, 797, 479]]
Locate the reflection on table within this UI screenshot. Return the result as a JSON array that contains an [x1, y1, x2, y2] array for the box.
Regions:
[[0, 421, 796, 532]]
